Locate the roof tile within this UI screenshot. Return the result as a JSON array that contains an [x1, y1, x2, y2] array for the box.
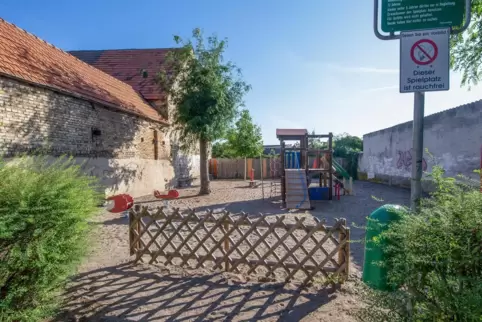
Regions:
[[69, 48, 176, 100], [0, 18, 167, 124]]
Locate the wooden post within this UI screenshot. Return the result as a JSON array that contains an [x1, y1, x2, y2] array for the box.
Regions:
[[136, 209, 141, 253], [349, 177, 354, 195], [338, 218, 348, 282], [244, 157, 247, 181], [328, 133, 333, 200], [224, 219, 230, 271], [129, 210, 135, 256], [263, 158, 267, 178], [345, 225, 351, 278], [280, 141, 286, 208], [304, 134, 309, 174], [260, 154, 265, 200], [306, 135, 310, 171], [129, 205, 142, 256]]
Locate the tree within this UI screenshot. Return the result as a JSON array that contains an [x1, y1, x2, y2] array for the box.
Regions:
[[226, 109, 263, 158], [308, 129, 327, 150], [211, 140, 235, 158], [333, 133, 363, 179], [333, 133, 362, 156], [158, 28, 251, 194], [451, 1, 482, 88]]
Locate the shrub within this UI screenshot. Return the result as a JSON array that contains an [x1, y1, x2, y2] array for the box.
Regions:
[[0, 156, 102, 321], [357, 166, 482, 321]]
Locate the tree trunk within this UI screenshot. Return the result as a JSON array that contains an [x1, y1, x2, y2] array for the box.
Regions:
[[199, 138, 211, 195]]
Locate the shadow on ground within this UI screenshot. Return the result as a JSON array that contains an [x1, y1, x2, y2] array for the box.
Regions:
[[59, 262, 339, 322], [189, 198, 289, 216], [117, 180, 411, 272], [309, 181, 410, 271]]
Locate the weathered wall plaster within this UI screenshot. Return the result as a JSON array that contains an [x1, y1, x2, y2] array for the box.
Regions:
[[359, 100, 482, 189]]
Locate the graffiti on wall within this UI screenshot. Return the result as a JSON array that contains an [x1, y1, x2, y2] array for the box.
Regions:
[[396, 149, 427, 172]]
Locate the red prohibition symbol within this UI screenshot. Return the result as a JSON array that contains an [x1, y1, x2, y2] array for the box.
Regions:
[[410, 39, 438, 65]]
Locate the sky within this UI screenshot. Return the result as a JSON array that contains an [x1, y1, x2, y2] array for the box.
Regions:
[[1, 0, 480, 145]]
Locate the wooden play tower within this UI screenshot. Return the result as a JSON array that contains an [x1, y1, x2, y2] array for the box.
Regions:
[[276, 129, 334, 210]]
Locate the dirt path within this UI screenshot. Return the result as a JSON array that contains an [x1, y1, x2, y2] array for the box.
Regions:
[[60, 180, 409, 321]]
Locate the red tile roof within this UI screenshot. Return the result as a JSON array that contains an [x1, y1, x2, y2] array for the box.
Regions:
[[69, 48, 176, 100], [0, 18, 167, 124]]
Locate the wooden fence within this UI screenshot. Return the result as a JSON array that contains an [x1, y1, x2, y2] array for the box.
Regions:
[[129, 206, 350, 285], [209, 157, 348, 180], [209, 157, 281, 180]]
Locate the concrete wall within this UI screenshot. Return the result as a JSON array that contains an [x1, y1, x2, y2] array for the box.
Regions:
[[359, 100, 481, 188], [0, 75, 174, 197], [172, 145, 200, 182], [79, 157, 173, 196]]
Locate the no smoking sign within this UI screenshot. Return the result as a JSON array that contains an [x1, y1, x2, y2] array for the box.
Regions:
[[400, 28, 450, 93], [411, 39, 438, 65]]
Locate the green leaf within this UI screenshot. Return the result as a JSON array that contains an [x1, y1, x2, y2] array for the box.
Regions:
[[156, 28, 251, 193]]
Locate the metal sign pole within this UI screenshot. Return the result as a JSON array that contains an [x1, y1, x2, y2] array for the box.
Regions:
[[411, 92, 425, 210], [374, 0, 472, 211]]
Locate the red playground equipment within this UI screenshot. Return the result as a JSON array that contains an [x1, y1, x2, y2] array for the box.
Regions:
[[105, 194, 134, 213], [334, 181, 343, 200], [248, 168, 257, 188], [154, 189, 180, 199]]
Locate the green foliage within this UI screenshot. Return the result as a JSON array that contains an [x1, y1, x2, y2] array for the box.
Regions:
[[157, 28, 251, 147], [333, 133, 362, 179], [226, 109, 263, 158], [211, 109, 263, 158], [266, 148, 279, 158], [357, 166, 482, 321], [211, 140, 235, 158], [0, 156, 102, 321], [157, 28, 250, 194], [451, 0, 482, 88], [333, 133, 362, 156], [308, 130, 327, 150]]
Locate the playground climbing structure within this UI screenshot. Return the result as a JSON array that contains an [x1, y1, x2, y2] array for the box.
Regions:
[[276, 129, 335, 210]]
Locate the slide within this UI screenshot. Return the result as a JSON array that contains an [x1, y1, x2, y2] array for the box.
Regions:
[[332, 159, 350, 180]]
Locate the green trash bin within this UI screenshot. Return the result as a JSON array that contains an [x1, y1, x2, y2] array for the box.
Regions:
[[362, 204, 404, 291]]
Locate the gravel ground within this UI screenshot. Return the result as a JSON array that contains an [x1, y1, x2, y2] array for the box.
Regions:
[[60, 179, 410, 322]]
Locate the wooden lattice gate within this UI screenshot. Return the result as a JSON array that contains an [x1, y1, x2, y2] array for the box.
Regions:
[[129, 206, 350, 285]]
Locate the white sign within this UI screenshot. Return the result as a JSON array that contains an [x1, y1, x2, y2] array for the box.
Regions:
[[400, 28, 450, 93]]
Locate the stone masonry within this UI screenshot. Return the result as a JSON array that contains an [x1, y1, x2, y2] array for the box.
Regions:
[[152, 88, 202, 185], [0, 75, 175, 196], [0, 75, 170, 159]]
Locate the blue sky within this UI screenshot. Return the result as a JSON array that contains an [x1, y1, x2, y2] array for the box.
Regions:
[[1, 0, 480, 144]]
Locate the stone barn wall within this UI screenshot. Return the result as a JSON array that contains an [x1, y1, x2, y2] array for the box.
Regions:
[[0, 75, 175, 197]]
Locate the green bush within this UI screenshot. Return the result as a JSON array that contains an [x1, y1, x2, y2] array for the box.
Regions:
[[357, 166, 482, 321], [0, 156, 102, 321]]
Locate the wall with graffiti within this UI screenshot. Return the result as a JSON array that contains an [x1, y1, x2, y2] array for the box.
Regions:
[[395, 149, 428, 172], [359, 100, 481, 187]]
